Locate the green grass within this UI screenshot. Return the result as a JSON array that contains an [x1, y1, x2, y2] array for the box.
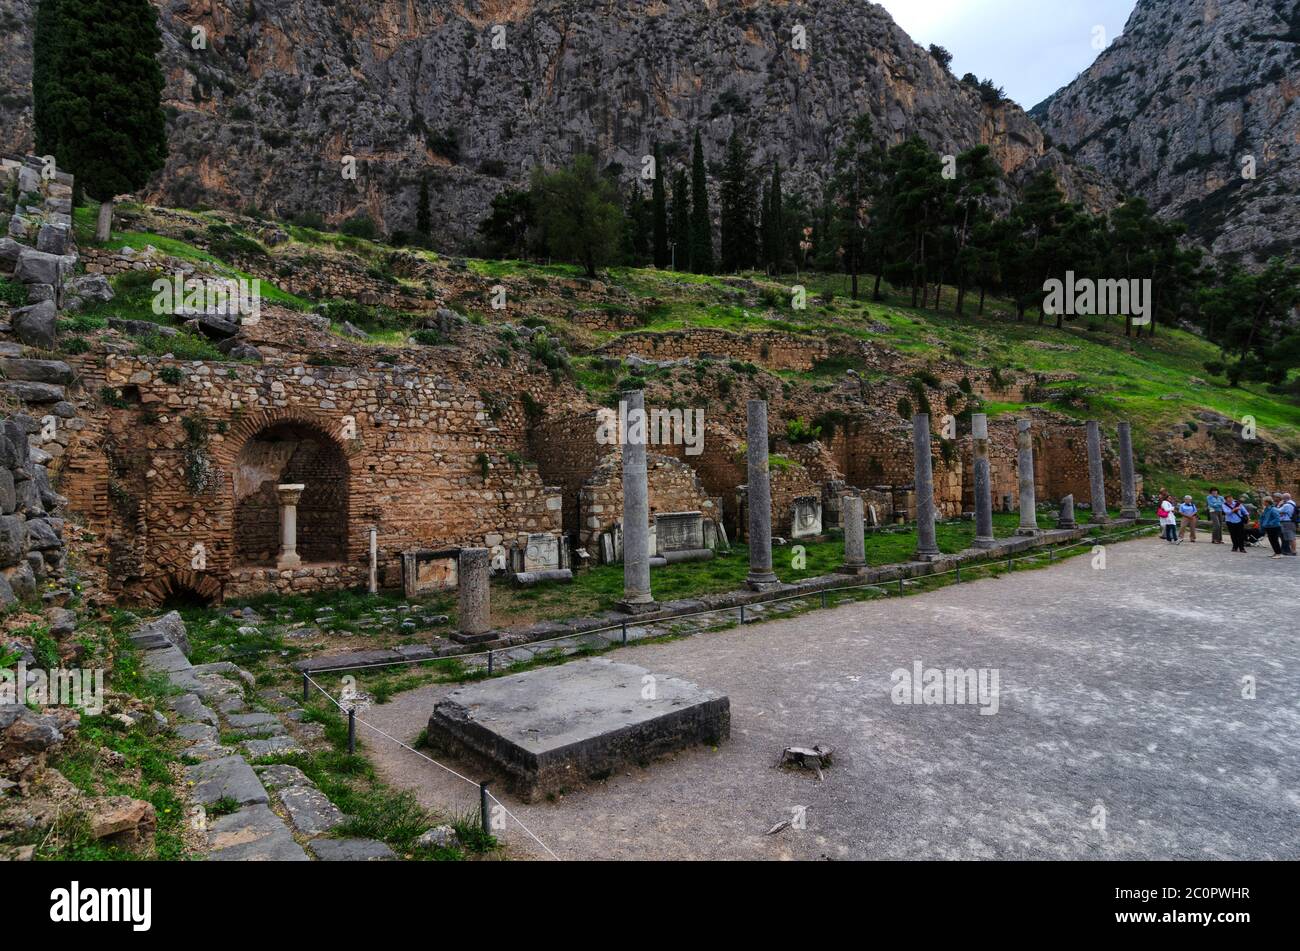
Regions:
[[74, 204, 312, 311]]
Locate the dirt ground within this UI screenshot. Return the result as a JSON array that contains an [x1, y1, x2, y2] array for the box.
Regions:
[[357, 536, 1300, 860]]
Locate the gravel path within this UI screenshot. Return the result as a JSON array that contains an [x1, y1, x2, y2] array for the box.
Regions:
[[359, 536, 1300, 860]]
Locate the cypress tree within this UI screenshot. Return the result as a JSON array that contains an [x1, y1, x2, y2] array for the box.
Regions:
[[651, 141, 669, 268], [42, 0, 168, 241], [769, 158, 784, 274], [670, 166, 690, 272], [32, 0, 61, 157], [689, 131, 713, 274], [719, 130, 756, 272]]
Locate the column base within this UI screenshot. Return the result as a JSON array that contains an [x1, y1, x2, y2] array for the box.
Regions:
[[746, 572, 780, 591], [837, 563, 869, 576], [1014, 528, 1041, 537], [915, 550, 943, 562], [971, 537, 998, 549], [1120, 510, 1139, 520], [1089, 516, 1109, 525], [276, 553, 302, 570], [616, 598, 658, 615], [452, 629, 497, 645], [1057, 521, 1077, 530]]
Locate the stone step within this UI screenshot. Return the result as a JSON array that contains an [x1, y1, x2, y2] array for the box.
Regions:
[[185, 755, 268, 807], [278, 785, 346, 837], [0, 358, 73, 385], [207, 805, 309, 861], [308, 838, 396, 861]]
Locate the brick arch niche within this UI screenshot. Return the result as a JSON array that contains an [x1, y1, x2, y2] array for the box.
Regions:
[[232, 421, 350, 566]]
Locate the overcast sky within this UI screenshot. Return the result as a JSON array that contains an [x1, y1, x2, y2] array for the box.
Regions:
[[876, 0, 1140, 109]]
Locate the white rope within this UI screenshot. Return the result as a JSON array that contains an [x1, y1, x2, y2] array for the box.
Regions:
[[303, 673, 563, 860]]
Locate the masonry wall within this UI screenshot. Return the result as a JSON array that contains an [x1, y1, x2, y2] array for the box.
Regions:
[[599, 330, 842, 372], [61, 354, 561, 603], [578, 451, 721, 549]]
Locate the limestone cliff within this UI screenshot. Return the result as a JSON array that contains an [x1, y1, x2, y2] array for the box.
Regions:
[[1, 0, 1111, 247], [1034, 0, 1300, 265]]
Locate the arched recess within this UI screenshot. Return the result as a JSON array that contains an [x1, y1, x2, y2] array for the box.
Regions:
[[141, 569, 224, 607], [221, 413, 351, 567]]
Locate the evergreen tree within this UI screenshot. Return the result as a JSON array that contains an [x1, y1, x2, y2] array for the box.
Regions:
[[689, 131, 714, 274], [829, 114, 884, 299], [40, 0, 169, 241], [768, 158, 785, 274], [622, 181, 653, 265], [948, 145, 1001, 315], [651, 141, 669, 268], [719, 131, 757, 272], [477, 187, 533, 259], [530, 154, 625, 277], [32, 0, 61, 157], [670, 166, 690, 272]]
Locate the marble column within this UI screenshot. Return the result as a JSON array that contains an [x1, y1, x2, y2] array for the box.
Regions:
[[1057, 493, 1077, 530], [971, 413, 996, 549], [1015, 419, 1039, 536], [912, 413, 940, 558], [275, 484, 305, 569], [368, 525, 378, 594], [1117, 421, 1139, 518], [1086, 420, 1108, 524], [456, 547, 491, 640], [839, 494, 867, 575], [618, 390, 655, 612], [746, 400, 779, 588]]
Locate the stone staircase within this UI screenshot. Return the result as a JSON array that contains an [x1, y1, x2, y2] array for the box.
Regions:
[[131, 612, 398, 861]]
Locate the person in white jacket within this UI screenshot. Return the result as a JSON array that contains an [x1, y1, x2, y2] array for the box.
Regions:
[[1157, 492, 1178, 543]]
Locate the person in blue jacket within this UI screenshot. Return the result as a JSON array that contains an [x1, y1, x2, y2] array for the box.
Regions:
[[1177, 496, 1199, 543], [1223, 493, 1249, 553], [1259, 497, 1284, 557], [1205, 488, 1225, 544]]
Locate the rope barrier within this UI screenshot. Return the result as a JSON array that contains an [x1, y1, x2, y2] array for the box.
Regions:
[[302, 671, 563, 861], [304, 523, 1159, 676]]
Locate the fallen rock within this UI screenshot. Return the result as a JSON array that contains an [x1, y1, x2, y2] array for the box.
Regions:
[[133, 610, 190, 657], [11, 301, 57, 349], [87, 796, 157, 845]]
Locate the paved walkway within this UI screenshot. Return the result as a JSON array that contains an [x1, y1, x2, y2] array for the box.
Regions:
[[361, 536, 1300, 860]]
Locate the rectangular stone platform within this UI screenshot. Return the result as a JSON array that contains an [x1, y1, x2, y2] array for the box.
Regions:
[[426, 657, 730, 802]]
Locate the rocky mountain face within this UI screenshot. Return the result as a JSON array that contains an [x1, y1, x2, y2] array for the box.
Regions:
[[1034, 0, 1300, 266], [1, 0, 1111, 249]]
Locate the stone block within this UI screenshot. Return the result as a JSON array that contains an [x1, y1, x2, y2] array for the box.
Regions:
[[427, 657, 730, 802]]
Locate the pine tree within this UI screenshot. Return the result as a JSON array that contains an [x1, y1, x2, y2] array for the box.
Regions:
[[829, 114, 884, 300], [416, 175, 432, 239], [651, 141, 669, 269], [689, 131, 714, 274], [530, 154, 625, 277], [719, 131, 756, 272], [670, 166, 690, 272], [40, 0, 168, 241]]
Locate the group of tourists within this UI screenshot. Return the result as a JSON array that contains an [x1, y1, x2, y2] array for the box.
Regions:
[[1154, 488, 1298, 557]]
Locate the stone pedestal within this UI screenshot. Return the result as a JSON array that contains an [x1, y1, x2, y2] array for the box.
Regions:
[[912, 413, 940, 558], [1086, 420, 1108, 524], [839, 494, 868, 574], [971, 413, 996, 549], [1117, 421, 1139, 519], [617, 390, 656, 613], [275, 484, 305, 570], [455, 548, 493, 643], [1015, 419, 1039, 536], [745, 400, 780, 589], [1057, 494, 1077, 530]]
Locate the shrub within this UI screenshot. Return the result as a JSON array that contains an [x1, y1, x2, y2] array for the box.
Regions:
[[340, 215, 377, 240]]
